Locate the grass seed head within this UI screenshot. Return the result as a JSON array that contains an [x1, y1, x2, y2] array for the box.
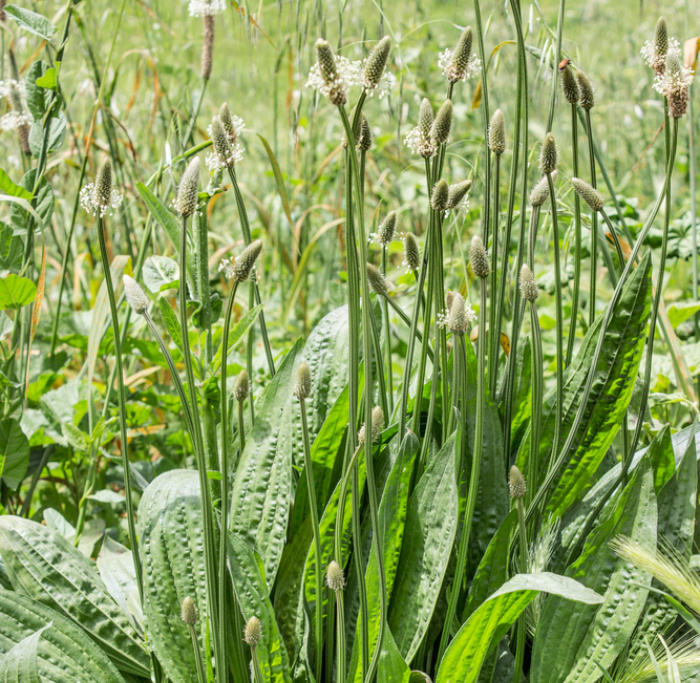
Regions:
[[539, 133, 559, 174], [508, 465, 527, 499], [572, 177, 604, 211], [234, 370, 249, 402], [488, 109, 506, 155], [447, 180, 472, 210], [123, 275, 150, 315], [560, 63, 580, 104], [519, 264, 539, 302], [176, 157, 201, 217], [363, 36, 391, 89], [430, 100, 453, 145], [244, 616, 262, 648], [431, 179, 450, 212], [232, 239, 262, 282], [378, 211, 397, 245], [576, 70, 595, 110], [181, 596, 197, 625], [326, 561, 345, 592], [470, 235, 490, 279], [295, 361, 312, 400], [366, 263, 388, 297], [403, 232, 421, 271]]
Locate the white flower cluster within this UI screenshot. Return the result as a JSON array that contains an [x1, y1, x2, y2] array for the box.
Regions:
[[403, 125, 437, 158], [438, 48, 481, 83], [79, 183, 123, 218], [0, 80, 32, 131], [218, 259, 235, 279], [652, 45, 694, 118], [306, 55, 394, 101], [641, 36, 679, 75], [205, 142, 244, 171], [188, 0, 226, 17]]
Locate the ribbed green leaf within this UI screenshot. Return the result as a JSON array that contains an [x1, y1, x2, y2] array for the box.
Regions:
[[389, 434, 458, 663], [138, 469, 207, 683], [227, 533, 292, 682], [0, 516, 148, 677], [436, 573, 604, 683], [0, 590, 126, 683], [377, 627, 410, 683], [230, 339, 301, 585], [0, 624, 46, 683], [530, 455, 657, 683]]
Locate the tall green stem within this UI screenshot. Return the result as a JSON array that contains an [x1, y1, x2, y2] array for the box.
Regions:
[[585, 109, 599, 327], [566, 102, 582, 365]]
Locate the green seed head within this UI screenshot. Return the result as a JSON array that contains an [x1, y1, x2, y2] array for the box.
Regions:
[[315, 38, 338, 84], [358, 406, 383, 445], [176, 157, 201, 217], [326, 561, 345, 592], [232, 239, 262, 282], [430, 100, 453, 145], [403, 232, 421, 271], [560, 63, 579, 104], [448, 292, 466, 335], [539, 133, 558, 174], [431, 179, 450, 212], [363, 36, 391, 88], [508, 465, 527, 499], [655, 17, 668, 62], [530, 172, 556, 207], [219, 102, 237, 142], [378, 211, 397, 245], [234, 370, 249, 402], [366, 263, 388, 297], [96, 158, 113, 210], [519, 264, 539, 302], [210, 116, 234, 167], [181, 596, 197, 625], [572, 177, 604, 212], [452, 26, 473, 73], [244, 616, 262, 648], [470, 235, 490, 279], [295, 362, 312, 400], [446, 179, 472, 210], [122, 275, 150, 315], [576, 71, 595, 110], [418, 98, 434, 139], [358, 113, 373, 151], [488, 109, 506, 155]]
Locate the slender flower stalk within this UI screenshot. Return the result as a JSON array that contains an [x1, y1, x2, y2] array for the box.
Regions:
[[327, 561, 346, 683], [181, 597, 206, 683], [234, 370, 249, 452], [244, 617, 264, 683], [510, 465, 528, 683]]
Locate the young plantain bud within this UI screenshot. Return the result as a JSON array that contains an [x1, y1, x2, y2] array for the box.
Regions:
[[576, 71, 595, 110], [326, 560, 345, 592], [530, 172, 556, 207], [219, 102, 237, 143], [363, 36, 391, 89], [655, 17, 668, 66], [366, 263, 388, 297], [295, 362, 312, 400], [403, 233, 421, 271], [181, 596, 197, 625], [470, 235, 490, 279], [508, 465, 527, 499], [539, 133, 559, 174], [418, 98, 434, 139], [488, 109, 506, 155], [560, 63, 579, 104], [210, 115, 234, 168], [358, 406, 383, 445], [315, 38, 338, 84], [123, 275, 150, 315], [430, 100, 453, 145], [446, 180, 472, 210], [445, 290, 455, 311], [95, 158, 113, 210], [572, 177, 604, 212], [243, 616, 262, 648], [175, 157, 201, 217], [232, 239, 262, 282], [448, 292, 466, 335], [519, 264, 539, 302], [358, 113, 373, 151], [234, 370, 249, 402], [431, 179, 450, 212], [378, 211, 397, 245], [450, 26, 473, 79]]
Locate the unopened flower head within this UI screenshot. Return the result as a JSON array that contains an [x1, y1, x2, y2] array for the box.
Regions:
[[576, 71, 595, 110], [232, 239, 263, 282], [218, 102, 245, 145], [439, 26, 481, 83], [431, 179, 450, 212], [295, 362, 312, 400], [530, 172, 556, 207], [123, 275, 150, 314], [358, 406, 383, 445], [508, 465, 527, 499], [206, 115, 244, 171], [378, 211, 397, 246], [362, 36, 393, 96], [80, 158, 124, 218], [366, 263, 388, 297], [175, 157, 201, 217], [181, 596, 197, 625], [488, 109, 506, 155], [470, 235, 490, 279], [403, 232, 421, 272], [539, 133, 559, 174], [188, 0, 226, 16], [448, 292, 468, 335], [430, 100, 453, 145], [572, 177, 604, 212], [234, 370, 249, 402], [519, 264, 539, 302], [326, 561, 345, 592], [243, 616, 262, 648], [405, 99, 437, 158], [307, 39, 351, 106], [446, 179, 472, 211], [358, 113, 373, 151], [641, 17, 674, 76], [654, 46, 694, 118], [560, 62, 580, 104]]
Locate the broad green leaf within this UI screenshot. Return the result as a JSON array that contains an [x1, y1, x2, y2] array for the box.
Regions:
[[0, 275, 36, 310], [138, 469, 207, 683], [0, 624, 48, 683], [142, 255, 179, 293], [227, 533, 292, 682], [0, 517, 148, 677], [0, 419, 29, 489], [530, 456, 657, 683], [24, 62, 49, 121], [667, 301, 700, 328], [436, 573, 604, 683], [377, 627, 410, 683], [648, 424, 676, 493], [0, 169, 32, 201], [28, 114, 66, 158], [34, 68, 56, 90], [389, 433, 458, 663], [0, 590, 126, 683], [10, 170, 53, 236], [3, 6, 56, 41], [230, 339, 301, 585], [96, 537, 142, 632]]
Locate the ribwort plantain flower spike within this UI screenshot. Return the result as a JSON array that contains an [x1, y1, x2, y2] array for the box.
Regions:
[[366, 263, 388, 297], [80, 158, 124, 217], [519, 264, 539, 302], [530, 172, 556, 207], [201, 14, 215, 80], [439, 26, 481, 83], [207, 115, 244, 170], [488, 109, 506, 155], [642, 17, 673, 76], [244, 616, 262, 648], [419, 98, 434, 138], [403, 232, 421, 271], [358, 113, 373, 151], [431, 100, 453, 145], [577, 71, 595, 110], [539, 133, 559, 174], [448, 292, 467, 335], [181, 596, 197, 625], [431, 179, 450, 212], [295, 362, 312, 400], [326, 561, 345, 592], [405, 98, 437, 157], [446, 180, 472, 210], [509, 465, 527, 499], [654, 46, 694, 118], [560, 62, 580, 104], [358, 406, 383, 445], [572, 177, 604, 212], [234, 370, 249, 402], [362, 36, 391, 91], [232, 239, 263, 282], [378, 211, 397, 245], [307, 39, 349, 106], [470, 235, 490, 279], [218, 102, 245, 145], [123, 275, 150, 315], [175, 157, 201, 217]]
